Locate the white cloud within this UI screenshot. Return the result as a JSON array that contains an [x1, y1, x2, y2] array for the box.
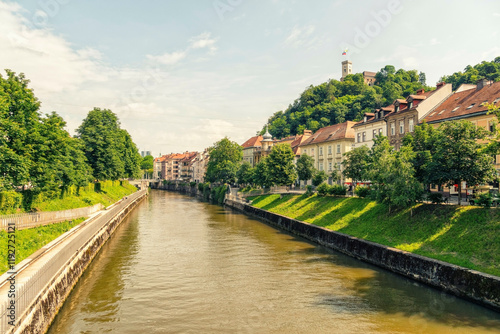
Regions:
[[146, 51, 186, 65], [429, 38, 440, 46], [493, 13, 500, 17], [189, 32, 218, 53], [284, 25, 317, 48]]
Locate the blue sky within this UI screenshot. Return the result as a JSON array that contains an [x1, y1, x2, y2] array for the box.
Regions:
[[1, 0, 499, 156]]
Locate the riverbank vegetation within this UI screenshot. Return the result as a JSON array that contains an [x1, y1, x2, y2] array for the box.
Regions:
[[0, 70, 142, 213], [0, 218, 85, 274], [249, 194, 500, 277]]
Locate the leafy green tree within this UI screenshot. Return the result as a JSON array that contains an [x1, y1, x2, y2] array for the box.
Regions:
[[440, 58, 500, 90], [253, 159, 271, 188], [312, 170, 328, 187], [0, 70, 41, 190], [368, 138, 423, 214], [296, 154, 315, 185], [236, 161, 254, 186], [141, 155, 154, 178], [342, 145, 370, 187], [205, 137, 243, 184], [120, 129, 142, 179], [77, 108, 128, 181], [265, 144, 297, 186], [427, 120, 496, 205]]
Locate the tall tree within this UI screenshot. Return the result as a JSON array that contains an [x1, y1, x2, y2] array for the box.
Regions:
[[427, 120, 496, 205], [236, 161, 254, 186], [342, 145, 370, 188], [265, 144, 297, 186], [296, 154, 315, 185], [77, 108, 126, 181], [120, 129, 142, 179], [205, 137, 243, 184]]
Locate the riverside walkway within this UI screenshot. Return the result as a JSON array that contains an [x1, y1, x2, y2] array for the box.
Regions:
[[0, 189, 147, 333]]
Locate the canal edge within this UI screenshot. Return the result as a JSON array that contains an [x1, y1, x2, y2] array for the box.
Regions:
[[9, 190, 148, 334], [224, 198, 500, 313]]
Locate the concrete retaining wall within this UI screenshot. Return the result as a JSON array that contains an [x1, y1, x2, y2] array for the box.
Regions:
[[225, 199, 500, 312], [14, 191, 148, 334]]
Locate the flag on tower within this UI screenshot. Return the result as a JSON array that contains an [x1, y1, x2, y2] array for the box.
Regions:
[[342, 48, 348, 56]]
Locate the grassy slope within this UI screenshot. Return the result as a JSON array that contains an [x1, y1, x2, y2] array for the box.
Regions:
[[31, 181, 137, 212], [250, 194, 500, 277], [0, 181, 138, 274], [0, 218, 85, 274]]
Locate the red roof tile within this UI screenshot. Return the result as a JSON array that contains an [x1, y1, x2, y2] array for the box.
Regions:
[[300, 121, 356, 146], [241, 135, 263, 148], [422, 81, 500, 123]]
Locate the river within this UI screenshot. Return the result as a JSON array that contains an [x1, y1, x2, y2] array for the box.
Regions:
[[47, 190, 500, 333]]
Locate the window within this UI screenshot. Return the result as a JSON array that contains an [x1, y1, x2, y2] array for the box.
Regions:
[[319, 163, 323, 171], [373, 129, 377, 138], [379, 128, 383, 135], [337, 144, 341, 154], [328, 162, 332, 171], [362, 132, 366, 142], [452, 106, 460, 112], [303, 149, 306, 155], [328, 146, 332, 154], [399, 120, 404, 134], [494, 97, 500, 104], [438, 109, 446, 115], [319, 147, 323, 156], [311, 148, 314, 156], [409, 118, 414, 132], [391, 122, 395, 135], [337, 163, 341, 170], [467, 103, 476, 109], [357, 133, 361, 143], [490, 121, 495, 133]]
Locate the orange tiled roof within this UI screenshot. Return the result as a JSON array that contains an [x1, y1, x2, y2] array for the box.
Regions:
[[422, 81, 500, 123], [241, 135, 263, 148], [300, 121, 356, 146]]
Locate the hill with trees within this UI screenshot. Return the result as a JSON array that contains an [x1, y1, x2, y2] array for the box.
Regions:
[[263, 58, 500, 139]]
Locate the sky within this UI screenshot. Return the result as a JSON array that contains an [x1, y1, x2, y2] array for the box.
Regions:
[[1, 0, 499, 157]]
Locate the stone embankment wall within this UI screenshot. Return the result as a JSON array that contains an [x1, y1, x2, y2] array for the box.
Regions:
[[225, 199, 500, 312], [15, 191, 148, 334]]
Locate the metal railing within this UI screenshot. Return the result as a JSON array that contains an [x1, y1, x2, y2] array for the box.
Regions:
[[0, 189, 147, 333], [0, 204, 104, 231]]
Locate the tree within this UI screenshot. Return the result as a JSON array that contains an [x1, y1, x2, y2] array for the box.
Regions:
[[265, 144, 297, 186], [120, 129, 142, 179], [205, 137, 243, 184], [236, 161, 254, 186], [312, 170, 328, 187], [296, 154, 315, 185], [141, 155, 154, 179], [427, 120, 496, 205], [342, 145, 370, 188], [253, 159, 271, 188], [77, 108, 127, 181], [368, 138, 423, 214], [0, 70, 41, 190]]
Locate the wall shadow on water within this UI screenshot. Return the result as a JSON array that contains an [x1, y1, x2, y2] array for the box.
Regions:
[[46, 203, 143, 333]]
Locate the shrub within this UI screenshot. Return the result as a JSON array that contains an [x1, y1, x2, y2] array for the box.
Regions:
[[316, 183, 331, 196], [211, 185, 228, 204], [190, 182, 197, 188], [476, 192, 493, 208], [329, 185, 347, 196], [0, 191, 23, 214], [305, 185, 314, 197], [355, 186, 371, 198], [426, 192, 443, 204]]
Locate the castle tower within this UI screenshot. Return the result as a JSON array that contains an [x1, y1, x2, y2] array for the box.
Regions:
[[341, 60, 352, 81]]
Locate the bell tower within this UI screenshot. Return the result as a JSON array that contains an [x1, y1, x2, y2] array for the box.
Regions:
[[341, 60, 352, 81]]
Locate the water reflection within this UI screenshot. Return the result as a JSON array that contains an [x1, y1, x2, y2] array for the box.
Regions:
[[47, 190, 500, 334]]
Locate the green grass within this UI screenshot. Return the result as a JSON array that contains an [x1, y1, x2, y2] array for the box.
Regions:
[[0, 218, 85, 274], [30, 181, 137, 212], [250, 194, 500, 277]]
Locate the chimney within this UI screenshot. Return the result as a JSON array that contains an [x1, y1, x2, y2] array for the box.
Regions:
[[303, 129, 312, 136], [477, 78, 490, 90], [363, 115, 367, 122], [416, 88, 424, 95], [436, 82, 445, 88]]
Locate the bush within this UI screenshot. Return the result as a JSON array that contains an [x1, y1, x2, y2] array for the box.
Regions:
[[426, 192, 443, 204], [211, 185, 228, 204], [329, 185, 347, 196], [476, 192, 493, 208], [316, 183, 331, 196], [305, 185, 314, 197], [190, 182, 197, 188], [0, 191, 23, 214], [354, 186, 371, 198]]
